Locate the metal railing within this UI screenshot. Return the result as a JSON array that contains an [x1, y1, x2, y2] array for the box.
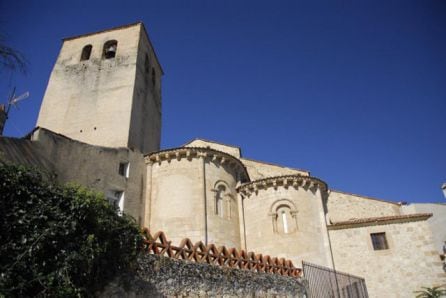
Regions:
[[302, 261, 368, 298]]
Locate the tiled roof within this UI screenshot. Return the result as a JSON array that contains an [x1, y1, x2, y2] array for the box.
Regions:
[[327, 213, 432, 230]]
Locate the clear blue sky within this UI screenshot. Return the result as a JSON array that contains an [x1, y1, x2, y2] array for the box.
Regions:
[[1, 1, 445, 203]]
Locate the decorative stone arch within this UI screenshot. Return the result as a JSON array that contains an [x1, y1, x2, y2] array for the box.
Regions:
[[212, 180, 234, 219], [269, 199, 298, 234]]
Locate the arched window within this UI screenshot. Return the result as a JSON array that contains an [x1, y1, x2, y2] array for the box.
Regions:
[[103, 40, 118, 59], [269, 199, 298, 234], [277, 205, 292, 234], [213, 181, 233, 219], [80, 45, 92, 61], [215, 184, 225, 217]]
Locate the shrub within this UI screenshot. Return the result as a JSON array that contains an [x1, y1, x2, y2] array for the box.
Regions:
[[414, 285, 446, 298], [0, 164, 143, 297]]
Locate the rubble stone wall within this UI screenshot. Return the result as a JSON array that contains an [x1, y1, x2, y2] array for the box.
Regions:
[[100, 254, 307, 298]]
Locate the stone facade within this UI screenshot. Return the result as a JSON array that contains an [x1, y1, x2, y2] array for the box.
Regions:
[[240, 176, 332, 267], [185, 139, 242, 158], [329, 218, 446, 298], [146, 147, 249, 248], [1, 23, 445, 297], [0, 128, 145, 222], [402, 203, 446, 254], [327, 190, 402, 223], [241, 158, 310, 180], [37, 23, 162, 154]]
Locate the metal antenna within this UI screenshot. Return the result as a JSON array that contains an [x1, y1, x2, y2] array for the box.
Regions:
[[5, 87, 30, 115], [0, 87, 31, 135]]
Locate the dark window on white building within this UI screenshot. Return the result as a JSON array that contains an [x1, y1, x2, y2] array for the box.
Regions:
[[103, 40, 118, 59], [118, 162, 129, 178], [81, 45, 92, 61], [371, 232, 389, 250]]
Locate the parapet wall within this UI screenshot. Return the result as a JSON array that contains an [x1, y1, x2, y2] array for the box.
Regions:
[[100, 230, 307, 297], [101, 254, 307, 297]]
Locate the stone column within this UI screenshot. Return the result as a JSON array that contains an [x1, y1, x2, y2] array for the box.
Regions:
[[143, 160, 153, 228]]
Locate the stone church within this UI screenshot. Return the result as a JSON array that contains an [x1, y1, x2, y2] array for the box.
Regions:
[[1, 22, 445, 297]]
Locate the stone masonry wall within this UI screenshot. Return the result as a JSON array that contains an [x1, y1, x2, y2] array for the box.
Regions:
[[148, 158, 206, 245], [402, 203, 446, 253], [329, 220, 446, 298], [241, 158, 309, 180], [183, 139, 310, 180], [147, 148, 248, 249], [327, 190, 401, 223], [100, 254, 307, 298], [0, 128, 146, 223], [204, 159, 241, 248], [242, 185, 331, 267], [128, 24, 162, 154], [37, 24, 141, 151], [185, 140, 241, 158]]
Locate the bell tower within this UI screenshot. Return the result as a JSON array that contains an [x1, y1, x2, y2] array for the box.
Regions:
[[37, 22, 162, 153]]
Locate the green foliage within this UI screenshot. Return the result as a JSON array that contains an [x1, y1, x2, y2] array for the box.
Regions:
[[414, 285, 446, 298], [0, 164, 143, 297]]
